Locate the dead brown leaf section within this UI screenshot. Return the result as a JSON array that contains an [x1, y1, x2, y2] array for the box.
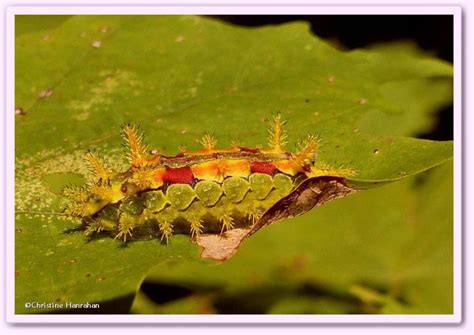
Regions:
[[196, 176, 356, 262]]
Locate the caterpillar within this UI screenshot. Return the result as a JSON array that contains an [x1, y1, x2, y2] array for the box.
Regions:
[[63, 115, 355, 243]]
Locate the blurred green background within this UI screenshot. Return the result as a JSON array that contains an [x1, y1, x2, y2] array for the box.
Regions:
[[15, 15, 453, 314]]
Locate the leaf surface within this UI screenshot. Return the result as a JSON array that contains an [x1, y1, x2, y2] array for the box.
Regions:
[[15, 15, 452, 313]]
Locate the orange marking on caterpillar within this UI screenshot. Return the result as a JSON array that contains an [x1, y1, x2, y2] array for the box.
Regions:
[[191, 159, 251, 181]]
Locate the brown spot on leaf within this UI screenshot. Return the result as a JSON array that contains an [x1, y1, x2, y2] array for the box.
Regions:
[[327, 75, 336, 83], [291, 254, 310, 271], [196, 176, 355, 262], [279, 254, 310, 273], [15, 107, 25, 116]]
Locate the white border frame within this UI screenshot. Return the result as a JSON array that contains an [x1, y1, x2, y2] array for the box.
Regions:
[[4, 5, 462, 324]]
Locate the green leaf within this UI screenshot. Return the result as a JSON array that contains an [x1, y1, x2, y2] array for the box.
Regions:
[[15, 222, 202, 313], [15, 15, 452, 313], [142, 161, 453, 314], [131, 290, 215, 314]]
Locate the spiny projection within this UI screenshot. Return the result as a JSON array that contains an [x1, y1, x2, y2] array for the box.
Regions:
[[63, 114, 355, 243]]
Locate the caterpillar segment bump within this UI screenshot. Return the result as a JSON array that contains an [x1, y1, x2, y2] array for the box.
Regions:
[[63, 115, 355, 243]]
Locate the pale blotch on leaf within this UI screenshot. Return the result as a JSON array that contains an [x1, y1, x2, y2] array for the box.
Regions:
[[74, 111, 90, 121], [91, 40, 102, 49], [68, 70, 139, 116], [15, 146, 127, 224], [39, 89, 53, 98]]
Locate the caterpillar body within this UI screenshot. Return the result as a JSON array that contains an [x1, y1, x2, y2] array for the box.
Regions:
[[63, 115, 354, 242]]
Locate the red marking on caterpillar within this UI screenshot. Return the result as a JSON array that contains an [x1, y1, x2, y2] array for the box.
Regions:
[[250, 161, 277, 175], [162, 167, 194, 184]]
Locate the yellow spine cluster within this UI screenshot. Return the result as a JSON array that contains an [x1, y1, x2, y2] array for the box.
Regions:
[[294, 135, 320, 167], [200, 133, 218, 151], [122, 124, 149, 168], [266, 113, 288, 153]]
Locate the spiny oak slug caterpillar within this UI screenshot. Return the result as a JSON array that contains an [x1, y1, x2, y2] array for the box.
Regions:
[[63, 114, 355, 243]]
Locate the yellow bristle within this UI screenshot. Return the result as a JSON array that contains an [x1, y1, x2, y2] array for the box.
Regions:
[[84, 151, 112, 184], [247, 209, 263, 225], [190, 218, 204, 239], [178, 145, 187, 153], [122, 124, 149, 168], [64, 203, 88, 218], [159, 221, 173, 243], [62, 185, 89, 203], [84, 220, 104, 236], [267, 113, 288, 153], [220, 213, 234, 234], [293, 135, 319, 167], [89, 184, 110, 199], [230, 139, 241, 150], [115, 217, 135, 242], [200, 133, 217, 151], [129, 169, 155, 190]]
